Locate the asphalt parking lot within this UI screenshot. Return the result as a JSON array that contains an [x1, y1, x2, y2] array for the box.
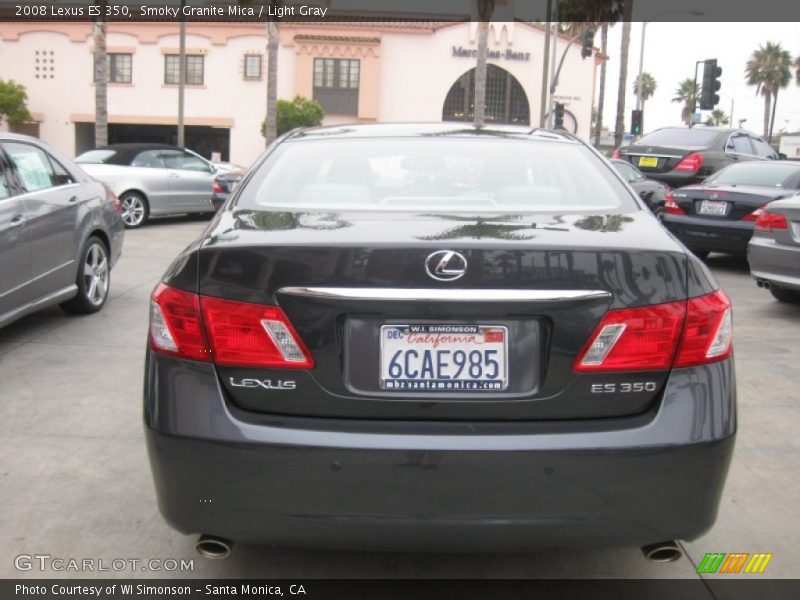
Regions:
[[1, 216, 798, 580]]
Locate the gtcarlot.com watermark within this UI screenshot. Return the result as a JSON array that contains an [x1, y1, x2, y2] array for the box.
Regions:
[[14, 554, 194, 573]]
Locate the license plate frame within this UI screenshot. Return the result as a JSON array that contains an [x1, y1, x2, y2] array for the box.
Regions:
[[379, 324, 509, 392], [698, 200, 729, 217], [638, 156, 659, 168]]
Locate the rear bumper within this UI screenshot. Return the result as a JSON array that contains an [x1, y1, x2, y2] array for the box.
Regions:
[[663, 214, 753, 254], [638, 171, 699, 188], [144, 353, 736, 551], [211, 193, 228, 211], [748, 236, 800, 291]]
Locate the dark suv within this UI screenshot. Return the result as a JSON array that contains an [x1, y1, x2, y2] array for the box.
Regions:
[[615, 127, 778, 187]]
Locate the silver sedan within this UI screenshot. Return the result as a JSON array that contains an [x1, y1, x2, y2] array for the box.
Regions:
[[748, 195, 800, 303], [0, 133, 124, 328], [76, 144, 218, 228]]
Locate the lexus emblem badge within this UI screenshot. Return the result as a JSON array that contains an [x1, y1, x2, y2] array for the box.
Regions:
[[425, 250, 468, 282]]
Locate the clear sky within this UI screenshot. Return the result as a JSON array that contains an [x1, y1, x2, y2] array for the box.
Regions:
[[599, 22, 800, 137]]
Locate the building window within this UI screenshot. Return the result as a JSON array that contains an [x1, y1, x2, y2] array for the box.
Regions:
[[94, 53, 132, 83], [164, 54, 204, 85], [243, 54, 262, 80], [442, 64, 530, 126], [313, 58, 359, 115], [109, 53, 132, 83]]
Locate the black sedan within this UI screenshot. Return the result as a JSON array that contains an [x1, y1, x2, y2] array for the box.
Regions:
[[145, 124, 735, 558], [662, 161, 800, 257], [610, 158, 669, 217], [615, 127, 778, 187], [211, 170, 244, 211]]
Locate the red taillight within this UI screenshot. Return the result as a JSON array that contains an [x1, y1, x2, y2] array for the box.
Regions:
[[149, 284, 211, 362], [212, 178, 224, 194], [574, 301, 686, 372], [200, 296, 314, 369], [149, 284, 314, 368], [674, 152, 704, 173], [674, 291, 732, 367], [664, 193, 686, 215], [102, 183, 121, 213], [742, 203, 768, 222], [753, 209, 788, 233], [574, 290, 732, 372], [612, 148, 621, 159]]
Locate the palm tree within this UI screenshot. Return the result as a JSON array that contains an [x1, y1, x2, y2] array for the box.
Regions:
[[613, 0, 633, 147], [632, 72, 657, 111], [594, 23, 609, 146], [672, 78, 699, 126], [264, 19, 279, 145], [92, 4, 108, 147], [746, 42, 792, 143], [473, 0, 495, 127], [705, 109, 730, 126]]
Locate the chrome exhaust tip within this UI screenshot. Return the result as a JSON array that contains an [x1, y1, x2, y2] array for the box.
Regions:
[[196, 535, 233, 559], [641, 540, 682, 562]]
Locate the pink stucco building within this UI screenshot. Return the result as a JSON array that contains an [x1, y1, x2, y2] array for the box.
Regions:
[[0, 20, 602, 167]]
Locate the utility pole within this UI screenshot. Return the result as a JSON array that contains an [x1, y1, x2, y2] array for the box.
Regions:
[[539, 0, 552, 127], [177, 0, 186, 147]]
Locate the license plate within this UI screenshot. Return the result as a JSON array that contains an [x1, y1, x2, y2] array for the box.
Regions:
[[380, 324, 508, 391], [698, 200, 728, 217], [638, 156, 658, 168]]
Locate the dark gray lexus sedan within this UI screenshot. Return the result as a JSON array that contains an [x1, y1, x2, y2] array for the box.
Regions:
[[144, 124, 736, 559]]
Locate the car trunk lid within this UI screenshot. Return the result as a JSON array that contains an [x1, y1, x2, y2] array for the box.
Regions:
[[619, 145, 694, 174], [672, 184, 791, 220], [187, 209, 688, 421]]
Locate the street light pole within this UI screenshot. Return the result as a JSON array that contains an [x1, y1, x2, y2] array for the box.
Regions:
[[635, 11, 703, 130], [548, 20, 558, 128], [539, 0, 552, 127], [635, 22, 647, 112]]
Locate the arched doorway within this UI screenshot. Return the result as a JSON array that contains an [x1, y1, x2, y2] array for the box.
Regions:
[[442, 64, 530, 126]]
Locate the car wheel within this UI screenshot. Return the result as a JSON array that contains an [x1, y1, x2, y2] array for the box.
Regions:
[[60, 236, 111, 314], [769, 286, 800, 304], [120, 191, 148, 228]]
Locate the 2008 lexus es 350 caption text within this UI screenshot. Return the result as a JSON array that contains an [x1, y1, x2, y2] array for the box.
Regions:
[[144, 124, 736, 557]]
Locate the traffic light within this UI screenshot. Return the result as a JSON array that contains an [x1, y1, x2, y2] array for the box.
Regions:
[[700, 59, 722, 110], [581, 28, 595, 59], [554, 103, 565, 129], [631, 109, 643, 136]]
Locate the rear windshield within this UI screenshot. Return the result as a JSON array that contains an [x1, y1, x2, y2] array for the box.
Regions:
[[636, 128, 719, 148], [240, 138, 636, 213], [75, 149, 117, 164], [706, 163, 800, 187]]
